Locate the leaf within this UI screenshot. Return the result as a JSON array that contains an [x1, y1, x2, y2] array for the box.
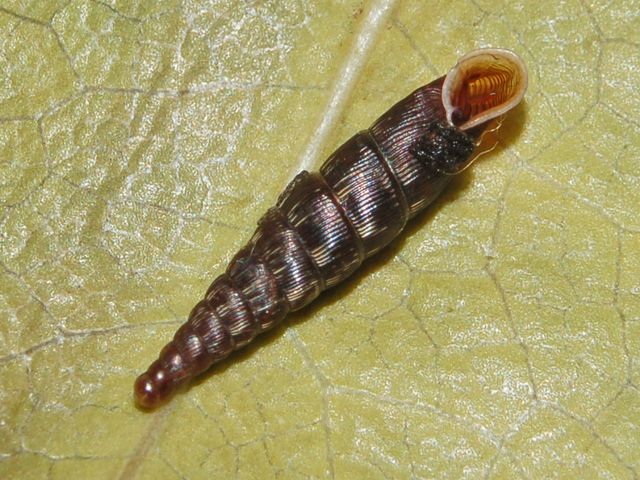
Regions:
[[1, 0, 639, 478]]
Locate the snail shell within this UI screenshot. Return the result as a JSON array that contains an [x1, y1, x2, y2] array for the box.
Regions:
[[134, 48, 528, 409]]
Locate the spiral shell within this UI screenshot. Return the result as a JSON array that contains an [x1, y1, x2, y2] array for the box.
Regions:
[[134, 48, 528, 408]]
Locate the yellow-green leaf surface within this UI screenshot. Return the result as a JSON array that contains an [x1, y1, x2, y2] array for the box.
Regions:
[[1, 0, 639, 478]]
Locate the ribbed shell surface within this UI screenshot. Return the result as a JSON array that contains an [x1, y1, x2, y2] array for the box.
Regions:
[[135, 75, 473, 407]]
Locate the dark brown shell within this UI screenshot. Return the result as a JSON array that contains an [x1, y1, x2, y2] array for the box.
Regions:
[[134, 49, 527, 409]]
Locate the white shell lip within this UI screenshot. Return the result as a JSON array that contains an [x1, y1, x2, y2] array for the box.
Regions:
[[442, 48, 528, 131]]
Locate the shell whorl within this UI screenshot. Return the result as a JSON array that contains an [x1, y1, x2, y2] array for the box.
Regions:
[[134, 49, 527, 409]]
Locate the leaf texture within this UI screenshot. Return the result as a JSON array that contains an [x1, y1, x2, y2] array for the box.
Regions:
[[1, 0, 639, 478]]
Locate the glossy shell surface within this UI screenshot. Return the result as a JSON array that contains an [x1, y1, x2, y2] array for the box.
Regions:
[[134, 48, 528, 409]]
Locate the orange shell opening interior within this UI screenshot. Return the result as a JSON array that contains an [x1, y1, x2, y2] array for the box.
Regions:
[[443, 48, 528, 132]]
